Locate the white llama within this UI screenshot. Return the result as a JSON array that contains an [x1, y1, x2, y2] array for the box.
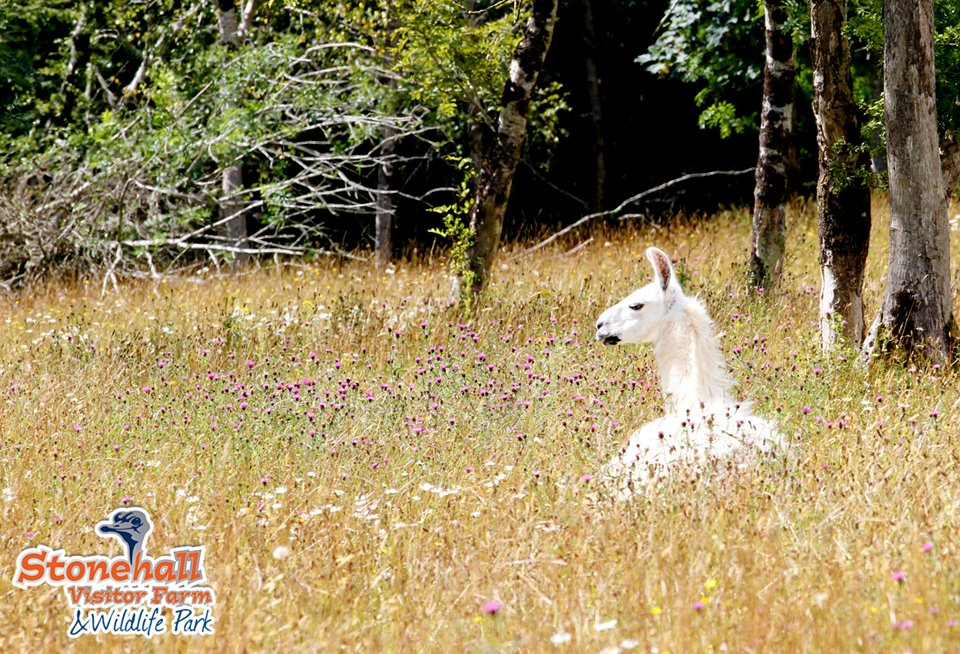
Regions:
[[594, 247, 784, 494]]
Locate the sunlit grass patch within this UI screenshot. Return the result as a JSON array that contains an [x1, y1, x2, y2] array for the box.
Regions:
[[2, 198, 960, 652]]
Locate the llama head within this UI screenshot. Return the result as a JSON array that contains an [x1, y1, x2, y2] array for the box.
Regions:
[[595, 247, 683, 345]]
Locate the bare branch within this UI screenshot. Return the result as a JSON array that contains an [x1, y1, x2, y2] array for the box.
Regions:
[[521, 159, 589, 210], [92, 65, 119, 109], [520, 168, 756, 257], [123, 6, 202, 98], [120, 238, 303, 256]]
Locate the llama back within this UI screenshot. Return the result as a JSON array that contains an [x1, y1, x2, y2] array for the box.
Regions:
[[599, 404, 784, 497]]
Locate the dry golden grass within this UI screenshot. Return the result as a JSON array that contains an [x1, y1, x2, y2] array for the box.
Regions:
[[2, 198, 960, 653]]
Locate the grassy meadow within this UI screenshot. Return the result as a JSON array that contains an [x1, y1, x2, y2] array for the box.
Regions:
[[3, 198, 960, 653]]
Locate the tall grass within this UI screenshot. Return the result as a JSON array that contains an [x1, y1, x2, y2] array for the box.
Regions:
[[2, 198, 960, 653]]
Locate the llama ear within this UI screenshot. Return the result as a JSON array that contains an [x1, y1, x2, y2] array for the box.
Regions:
[[646, 247, 675, 294]]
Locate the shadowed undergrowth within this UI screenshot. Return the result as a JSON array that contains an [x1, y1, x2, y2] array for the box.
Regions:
[[2, 198, 960, 652]]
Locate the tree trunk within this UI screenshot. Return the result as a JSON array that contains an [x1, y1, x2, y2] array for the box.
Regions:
[[864, 0, 952, 362], [581, 0, 606, 212], [375, 6, 399, 270], [465, 0, 558, 295], [376, 126, 396, 269], [54, 6, 88, 126], [749, 0, 796, 291], [942, 130, 960, 195], [238, 0, 257, 41], [217, 0, 239, 46], [221, 164, 246, 244], [810, 0, 872, 352], [463, 0, 488, 174], [216, 0, 248, 263]]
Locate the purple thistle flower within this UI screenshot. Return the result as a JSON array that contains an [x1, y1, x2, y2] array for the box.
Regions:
[[482, 600, 503, 615]]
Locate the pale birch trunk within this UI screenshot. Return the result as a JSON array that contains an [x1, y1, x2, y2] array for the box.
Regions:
[[749, 0, 795, 291], [810, 0, 871, 352], [864, 0, 953, 362], [238, 0, 257, 41], [465, 0, 558, 295]]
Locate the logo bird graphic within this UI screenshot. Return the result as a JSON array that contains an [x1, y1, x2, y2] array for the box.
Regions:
[[96, 508, 154, 564]]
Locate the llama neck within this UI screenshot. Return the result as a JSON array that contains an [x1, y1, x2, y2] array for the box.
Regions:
[[652, 300, 734, 414]]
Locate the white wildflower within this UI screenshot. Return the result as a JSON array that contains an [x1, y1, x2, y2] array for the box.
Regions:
[[550, 632, 572, 645]]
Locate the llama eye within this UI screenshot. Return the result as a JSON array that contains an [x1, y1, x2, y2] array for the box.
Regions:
[[629, 303, 644, 311]]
